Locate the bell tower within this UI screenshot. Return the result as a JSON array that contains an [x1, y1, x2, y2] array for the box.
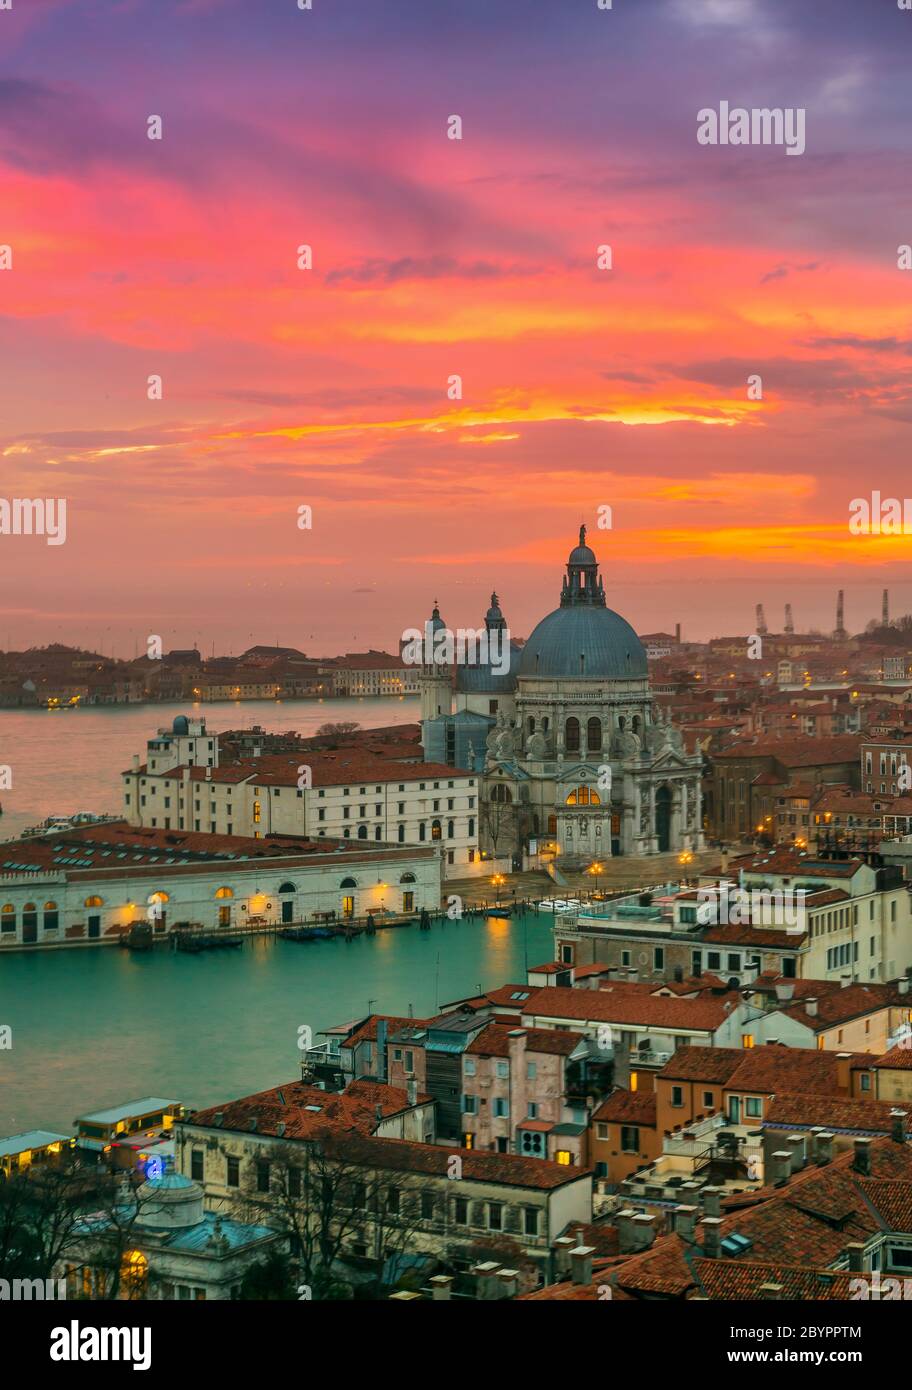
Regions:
[[419, 600, 451, 725]]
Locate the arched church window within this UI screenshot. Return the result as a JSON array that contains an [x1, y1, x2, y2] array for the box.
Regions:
[[490, 784, 513, 804], [431, 819, 442, 840], [617, 716, 626, 731], [565, 717, 580, 752], [587, 717, 602, 752], [542, 717, 550, 733], [632, 716, 641, 735], [565, 786, 601, 806], [528, 717, 535, 735]]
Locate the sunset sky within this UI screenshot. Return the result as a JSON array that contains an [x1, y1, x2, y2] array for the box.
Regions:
[[3, 0, 912, 655]]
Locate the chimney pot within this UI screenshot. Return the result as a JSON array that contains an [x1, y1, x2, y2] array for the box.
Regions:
[[786, 1134, 807, 1171], [569, 1245, 596, 1285], [891, 1109, 908, 1145], [815, 1131, 835, 1165], [771, 1150, 792, 1186], [615, 1209, 638, 1255], [701, 1216, 723, 1258], [551, 1235, 575, 1278], [758, 1283, 784, 1300], [632, 1214, 656, 1252], [674, 1204, 698, 1241], [428, 1275, 453, 1301], [853, 1137, 873, 1176], [702, 1186, 722, 1218]]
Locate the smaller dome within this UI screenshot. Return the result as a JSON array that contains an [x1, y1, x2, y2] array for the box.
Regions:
[[135, 1172, 205, 1230], [172, 715, 190, 735], [568, 544, 597, 567], [427, 602, 446, 634]]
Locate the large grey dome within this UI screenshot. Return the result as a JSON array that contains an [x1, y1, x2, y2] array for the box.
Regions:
[[456, 641, 523, 693], [519, 606, 647, 680]]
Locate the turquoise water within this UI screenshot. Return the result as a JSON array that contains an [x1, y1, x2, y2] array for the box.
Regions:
[[0, 911, 553, 1134]]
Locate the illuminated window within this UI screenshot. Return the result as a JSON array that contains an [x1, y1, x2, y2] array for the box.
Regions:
[[741, 1034, 755, 1049], [565, 786, 600, 806], [555, 1150, 572, 1166], [253, 800, 261, 824], [630, 1071, 638, 1093], [214, 887, 234, 899], [84, 896, 104, 909]]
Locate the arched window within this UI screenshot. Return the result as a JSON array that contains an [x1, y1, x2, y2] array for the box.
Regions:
[[278, 882, 297, 894], [632, 715, 641, 735], [84, 895, 104, 908], [617, 715, 626, 731], [398, 824, 406, 843], [431, 819, 442, 841], [340, 877, 358, 889], [565, 786, 601, 806], [214, 887, 234, 900], [400, 872, 417, 884], [542, 716, 550, 732], [490, 784, 513, 803], [468, 817, 475, 836], [565, 717, 580, 752], [447, 820, 455, 839], [587, 717, 602, 752], [357, 825, 368, 839], [527, 717, 535, 734], [1, 905, 16, 934], [22, 902, 37, 933], [148, 891, 169, 904], [43, 901, 59, 931]]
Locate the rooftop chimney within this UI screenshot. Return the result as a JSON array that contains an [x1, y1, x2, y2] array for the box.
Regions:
[[616, 1209, 638, 1255], [702, 1186, 722, 1218], [473, 1261, 503, 1300], [570, 1245, 595, 1285], [805, 998, 818, 1017], [674, 1204, 698, 1241], [428, 1275, 453, 1301], [786, 1134, 807, 1172], [758, 1283, 784, 1300], [497, 1268, 520, 1298], [771, 1150, 792, 1186], [891, 1110, 908, 1145], [701, 1216, 723, 1259], [551, 1235, 576, 1278], [632, 1214, 656, 1252], [853, 1137, 873, 1176], [406, 1073, 418, 1108], [815, 1131, 835, 1166]]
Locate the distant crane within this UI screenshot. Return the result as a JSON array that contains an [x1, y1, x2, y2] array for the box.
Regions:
[[834, 590, 847, 641], [883, 589, 890, 628], [784, 604, 794, 635], [755, 603, 768, 636]]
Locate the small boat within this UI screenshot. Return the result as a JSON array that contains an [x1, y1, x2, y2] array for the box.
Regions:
[[487, 905, 512, 918], [279, 926, 335, 942]]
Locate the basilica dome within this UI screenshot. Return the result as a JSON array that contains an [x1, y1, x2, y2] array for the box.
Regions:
[[518, 528, 648, 681]]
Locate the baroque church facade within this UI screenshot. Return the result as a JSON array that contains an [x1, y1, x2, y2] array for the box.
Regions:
[[420, 529, 705, 866]]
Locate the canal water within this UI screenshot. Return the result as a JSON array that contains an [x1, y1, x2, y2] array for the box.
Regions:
[[0, 695, 553, 1134], [0, 911, 553, 1134]]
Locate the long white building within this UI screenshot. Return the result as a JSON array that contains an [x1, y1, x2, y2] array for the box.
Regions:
[[122, 716, 485, 878]]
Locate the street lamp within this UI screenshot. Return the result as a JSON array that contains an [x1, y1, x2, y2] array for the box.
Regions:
[[588, 861, 604, 895], [491, 873, 506, 904]]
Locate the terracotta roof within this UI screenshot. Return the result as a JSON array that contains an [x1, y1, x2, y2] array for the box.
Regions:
[[764, 1092, 900, 1134], [692, 1260, 856, 1301], [701, 923, 806, 948], [611, 1136, 912, 1297], [873, 1045, 912, 1070], [713, 735, 862, 767], [657, 1047, 745, 1085], [317, 1131, 591, 1190], [466, 1022, 586, 1058], [519, 986, 740, 1033], [592, 1090, 658, 1127], [726, 1049, 872, 1096], [778, 982, 912, 1030], [185, 1078, 427, 1140]]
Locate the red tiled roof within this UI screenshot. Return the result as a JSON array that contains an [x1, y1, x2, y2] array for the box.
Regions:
[[764, 1091, 900, 1133], [519, 986, 740, 1033], [778, 982, 912, 1030], [185, 1078, 427, 1140], [466, 1022, 586, 1058], [592, 1089, 657, 1127], [873, 1045, 912, 1070]]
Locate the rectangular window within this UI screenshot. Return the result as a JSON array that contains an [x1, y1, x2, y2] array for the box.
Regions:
[[524, 1207, 539, 1237], [620, 1126, 639, 1153], [227, 1156, 240, 1187], [745, 1096, 762, 1118], [421, 1191, 435, 1221], [191, 1149, 204, 1181], [488, 1202, 503, 1231], [671, 1086, 683, 1107], [454, 1197, 469, 1224], [256, 1160, 270, 1193]]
